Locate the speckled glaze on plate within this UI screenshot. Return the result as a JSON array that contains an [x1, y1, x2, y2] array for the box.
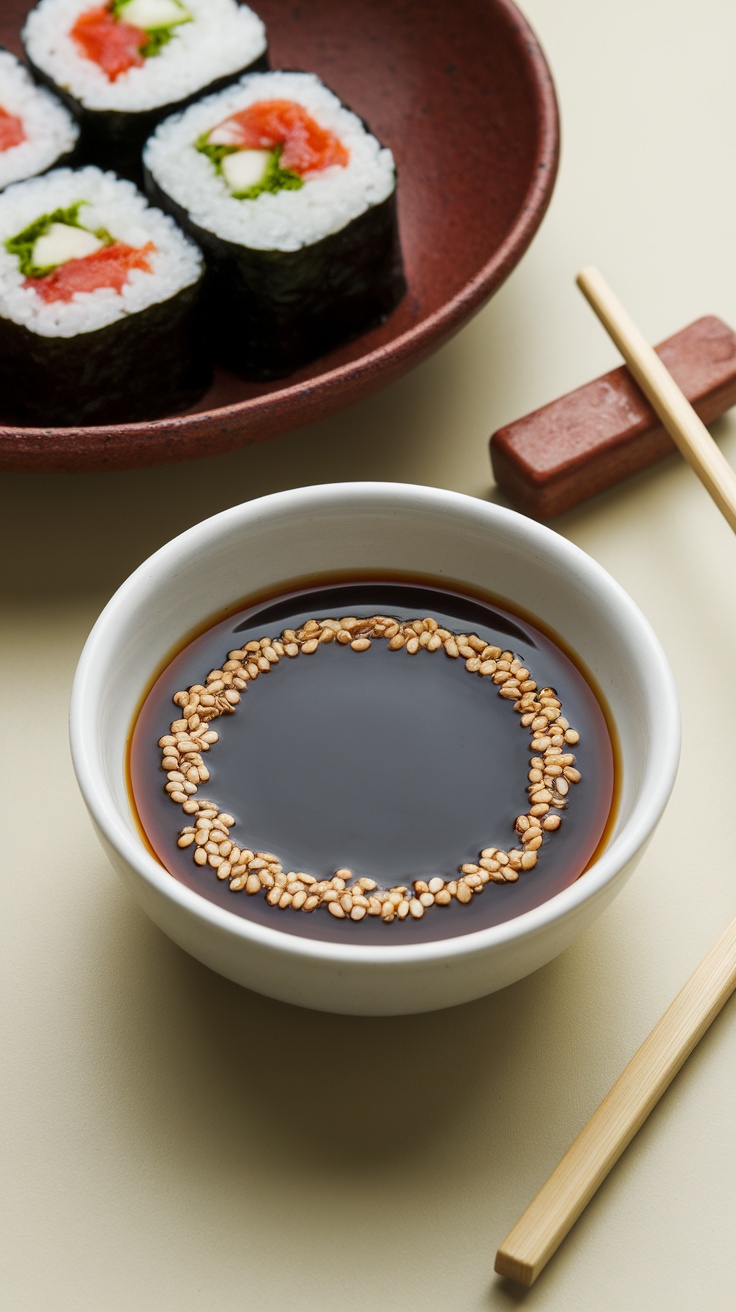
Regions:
[[0, 0, 559, 471]]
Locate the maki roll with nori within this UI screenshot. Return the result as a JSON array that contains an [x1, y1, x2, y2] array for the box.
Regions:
[[22, 0, 268, 181], [143, 70, 406, 379], [0, 47, 80, 190], [0, 164, 209, 425]]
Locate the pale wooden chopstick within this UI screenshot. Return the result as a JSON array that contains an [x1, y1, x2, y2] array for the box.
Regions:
[[576, 265, 736, 530], [495, 267, 736, 1286], [495, 918, 736, 1285]]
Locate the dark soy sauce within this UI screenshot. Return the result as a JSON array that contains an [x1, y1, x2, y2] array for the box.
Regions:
[[129, 578, 616, 946]]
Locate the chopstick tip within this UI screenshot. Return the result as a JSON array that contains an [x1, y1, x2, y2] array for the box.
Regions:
[[576, 264, 600, 293], [494, 1247, 537, 1287]]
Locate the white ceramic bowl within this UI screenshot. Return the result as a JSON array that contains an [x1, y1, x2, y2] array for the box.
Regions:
[[70, 482, 680, 1015]]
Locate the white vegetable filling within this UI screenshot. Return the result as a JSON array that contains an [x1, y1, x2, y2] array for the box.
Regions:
[[220, 149, 270, 194], [32, 220, 103, 267], [0, 166, 203, 337], [144, 71, 397, 252], [0, 49, 79, 191], [119, 0, 190, 29], [23, 0, 267, 112]]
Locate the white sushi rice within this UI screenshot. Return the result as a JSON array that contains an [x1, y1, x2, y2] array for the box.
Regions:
[[0, 165, 202, 337], [23, 0, 266, 112], [0, 49, 79, 190], [143, 71, 397, 252]]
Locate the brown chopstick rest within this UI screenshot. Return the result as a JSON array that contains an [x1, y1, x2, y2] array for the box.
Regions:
[[489, 315, 736, 519]]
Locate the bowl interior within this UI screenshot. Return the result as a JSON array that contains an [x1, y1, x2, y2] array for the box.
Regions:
[[76, 486, 678, 918], [0, 0, 558, 469]]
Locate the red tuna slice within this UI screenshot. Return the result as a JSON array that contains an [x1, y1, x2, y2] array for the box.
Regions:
[[71, 5, 147, 81], [25, 241, 155, 303], [0, 106, 26, 151], [209, 100, 350, 174]]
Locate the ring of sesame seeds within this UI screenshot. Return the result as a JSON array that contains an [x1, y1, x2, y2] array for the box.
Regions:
[[157, 615, 582, 923]]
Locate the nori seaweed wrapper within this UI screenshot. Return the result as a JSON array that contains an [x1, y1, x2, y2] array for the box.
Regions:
[[145, 170, 406, 380], [0, 278, 210, 426], [24, 50, 269, 186]]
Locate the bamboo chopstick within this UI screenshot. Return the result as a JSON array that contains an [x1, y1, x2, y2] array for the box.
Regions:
[[495, 918, 736, 1286], [495, 267, 736, 1287], [576, 266, 736, 530]]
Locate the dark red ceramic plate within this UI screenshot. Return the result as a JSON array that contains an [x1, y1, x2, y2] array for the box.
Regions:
[[0, 0, 559, 471]]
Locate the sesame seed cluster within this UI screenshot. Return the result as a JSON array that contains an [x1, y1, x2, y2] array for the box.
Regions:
[[158, 614, 581, 923]]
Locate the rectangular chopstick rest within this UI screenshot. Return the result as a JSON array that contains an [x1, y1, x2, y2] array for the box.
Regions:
[[489, 315, 736, 519]]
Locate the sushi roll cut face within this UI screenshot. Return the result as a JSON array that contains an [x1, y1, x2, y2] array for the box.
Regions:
[[23, 0, 267, 109], [144, 71, 406, 378], [0, 165, 209, 424], [22, 0, 268, 180], [0, 48, 79, 190]]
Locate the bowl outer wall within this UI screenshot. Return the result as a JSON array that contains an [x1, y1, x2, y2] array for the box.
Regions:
[[70, 483, 681, 1014]]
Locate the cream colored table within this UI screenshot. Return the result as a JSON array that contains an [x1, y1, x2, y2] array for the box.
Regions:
[[3, 2, 735, 1307]]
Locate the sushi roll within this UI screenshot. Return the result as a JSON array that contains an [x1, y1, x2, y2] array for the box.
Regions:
[[0, 164, 209, 425], [22, 0, 268, 181], [0, 48, 80, 190], [143, 70, 406, 379]]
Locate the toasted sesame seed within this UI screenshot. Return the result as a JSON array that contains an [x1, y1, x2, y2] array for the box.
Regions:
[[161, 612, 582, 925]]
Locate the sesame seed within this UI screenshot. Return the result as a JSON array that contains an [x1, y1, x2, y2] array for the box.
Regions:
[[158, 612, 582, 925]]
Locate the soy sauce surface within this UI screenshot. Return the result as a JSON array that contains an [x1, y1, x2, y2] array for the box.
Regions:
[[129, 579, 616, 945]]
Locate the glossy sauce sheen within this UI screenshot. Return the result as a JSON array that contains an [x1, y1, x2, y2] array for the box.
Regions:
[[130, 580, 616, 946]]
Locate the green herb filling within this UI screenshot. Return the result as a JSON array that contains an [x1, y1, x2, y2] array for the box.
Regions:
[[111, 1, 192, 58], [4, 203, 114, 279], [194, 137, 304, 201]]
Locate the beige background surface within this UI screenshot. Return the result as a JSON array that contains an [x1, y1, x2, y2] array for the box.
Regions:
[[3, 1, 736, 1307]]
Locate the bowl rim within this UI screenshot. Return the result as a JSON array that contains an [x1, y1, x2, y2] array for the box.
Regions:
[[70, 482, 681, 965], [0, 0, 560, 468]]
